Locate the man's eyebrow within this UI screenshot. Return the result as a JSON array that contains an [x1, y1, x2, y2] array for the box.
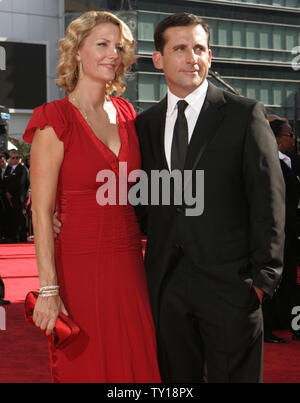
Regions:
[[172, 43, 187, 49], [194, 43, 206, 49], [172, 42, 207, 50]]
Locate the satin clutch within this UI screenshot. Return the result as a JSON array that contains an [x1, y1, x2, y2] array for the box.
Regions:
[[24, 291, 81, 349]]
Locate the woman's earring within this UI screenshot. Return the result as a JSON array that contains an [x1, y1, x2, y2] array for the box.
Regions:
[[76, 61, 83, 80], [79, 61, 83, 77]]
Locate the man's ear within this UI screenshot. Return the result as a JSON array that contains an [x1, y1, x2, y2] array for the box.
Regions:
[[152, 51, 163, 70], [208, 49, 212, 68]]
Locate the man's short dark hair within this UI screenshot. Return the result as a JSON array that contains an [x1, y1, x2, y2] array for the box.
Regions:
[[0, 151, 9, 159], [270, 119, 288, 137], [154, 12, 210, 54]]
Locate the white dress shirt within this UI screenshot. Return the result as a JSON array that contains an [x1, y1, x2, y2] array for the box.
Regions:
[[279, 151, 300, 208], [164, 80, 208, 170], [278, 151, 292, 169]]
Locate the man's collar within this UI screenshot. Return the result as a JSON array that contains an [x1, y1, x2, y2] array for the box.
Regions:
[[278, 151, 289, 160], [278, 151, 292, 169], [167, 79, 208, 116]]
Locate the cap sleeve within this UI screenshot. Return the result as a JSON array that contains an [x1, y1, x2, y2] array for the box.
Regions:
[[123, 98, 137, 120], [112, 97, 136, 121], [23, 100, 70, 149]]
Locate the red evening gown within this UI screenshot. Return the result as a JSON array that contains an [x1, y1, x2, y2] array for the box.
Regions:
[[23, 96, 161, 383]]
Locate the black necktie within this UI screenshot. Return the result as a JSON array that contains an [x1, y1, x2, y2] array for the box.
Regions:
[[171, 100, 189, 171]]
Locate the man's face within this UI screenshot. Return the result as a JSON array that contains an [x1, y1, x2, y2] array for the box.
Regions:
[[9, 153, 20, 165], [0, 157, 6, 169], [152, 24, 212, 98], [278, 123, 294, 153]]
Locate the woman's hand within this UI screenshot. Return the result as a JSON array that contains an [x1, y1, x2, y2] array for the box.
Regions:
[[33, 295, 69, 336], [53, 211, 62, 239], [29, 126, 66, 336]]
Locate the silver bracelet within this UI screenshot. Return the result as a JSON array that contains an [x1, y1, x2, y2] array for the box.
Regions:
[[38, 285, 60, 291], [39, 291, 59, 298], [38, 285, 60, 297]]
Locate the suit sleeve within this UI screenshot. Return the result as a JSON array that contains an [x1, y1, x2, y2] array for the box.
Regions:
[[134, 114, 148, 234], [8, 165, 29, 202], [281, 161, 300, 236], [19, 165, 30, 203], [243, 102, 285, 298]]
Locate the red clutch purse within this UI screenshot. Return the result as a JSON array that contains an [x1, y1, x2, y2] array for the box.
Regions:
[[24, 291, 81, 350]]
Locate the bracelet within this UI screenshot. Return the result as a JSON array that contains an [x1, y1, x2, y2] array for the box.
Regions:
[[39, 291, 59, 298], [38, 285, 60, 297], [38, 285, 60, 292]]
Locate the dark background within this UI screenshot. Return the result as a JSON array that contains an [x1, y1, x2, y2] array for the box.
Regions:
[[0, 42, 47, 110]]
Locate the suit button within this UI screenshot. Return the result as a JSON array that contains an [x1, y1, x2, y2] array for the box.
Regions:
[[176, 207, 183, 214]]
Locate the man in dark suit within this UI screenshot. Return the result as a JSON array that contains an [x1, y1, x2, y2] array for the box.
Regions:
[[263, 119, 300, 341], [0, 153, 8, 240], [135, 13, 285, 383], [0, 153, 11, 304], [2, 150, 29, 242]]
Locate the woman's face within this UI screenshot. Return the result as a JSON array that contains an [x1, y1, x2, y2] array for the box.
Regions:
[[76, 22, 123, 84]]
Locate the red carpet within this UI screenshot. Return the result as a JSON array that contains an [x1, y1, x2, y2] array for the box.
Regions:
[[0, 243, 299, 383], [0, 244, 51, 383], [263, 331, 300, 383]]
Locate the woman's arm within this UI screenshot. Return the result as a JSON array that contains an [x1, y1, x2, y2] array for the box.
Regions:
[[30, 126, 68, 336]]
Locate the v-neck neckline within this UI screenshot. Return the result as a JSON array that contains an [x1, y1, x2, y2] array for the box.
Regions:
[[67, 96, 123, 160]]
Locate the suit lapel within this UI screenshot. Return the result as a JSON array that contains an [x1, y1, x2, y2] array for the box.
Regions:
[[150, 96, 169, 171], [185, 82, 227, 172], [150, 84, 227, 173], [4, 165, 12, 177]]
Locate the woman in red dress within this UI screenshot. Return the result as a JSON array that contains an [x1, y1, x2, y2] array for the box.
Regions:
[[23, 11, 161, 383]]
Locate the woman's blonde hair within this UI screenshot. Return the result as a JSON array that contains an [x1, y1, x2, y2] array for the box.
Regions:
[[56, 11, 136, 96]]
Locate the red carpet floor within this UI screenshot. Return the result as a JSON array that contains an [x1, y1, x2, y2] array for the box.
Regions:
[[0, 243, 299, 383], [0, 244, 51, 383]]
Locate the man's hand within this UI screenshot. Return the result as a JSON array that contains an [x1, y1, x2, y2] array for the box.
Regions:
[[53, 211, 62, 239], [253, 286, 264, 304]]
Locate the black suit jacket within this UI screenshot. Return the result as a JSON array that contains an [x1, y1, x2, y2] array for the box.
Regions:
[[0, 169, 5, 207], [286, 151, 300, 179], [2, 163, 30, 204], [280, 160, 300, 237], [136, 82, 285, 323], [0, 168, 5, 194]]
